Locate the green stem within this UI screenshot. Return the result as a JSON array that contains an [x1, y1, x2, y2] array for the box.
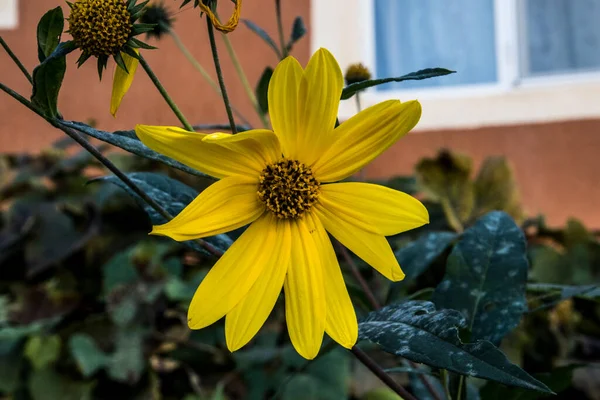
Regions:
[[138, 54, 194, 132], [442, 369, 452, 400], [275, 0, 288, 58], [220, 30, 270, 128], [456, 376, 465, 400], [0, 36, 33, 84], [206, 17, 237, 134], [337, 242, 380, 311], [168, 29, 253, 128], [351, 347, 417, 400], [0, 82, 222, 257], [441, 198, 465, 233]]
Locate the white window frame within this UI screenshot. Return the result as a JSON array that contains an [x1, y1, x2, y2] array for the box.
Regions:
[[0, 0, 18, 30], [311, 0, 600, 130]]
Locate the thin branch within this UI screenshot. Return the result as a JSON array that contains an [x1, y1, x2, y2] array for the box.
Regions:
[[351, 346, 418, 400], [336, 242, 381, 310]]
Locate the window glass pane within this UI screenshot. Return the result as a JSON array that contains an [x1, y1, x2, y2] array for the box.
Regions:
[[524, 0, 600, 76], [374, 0, 497, 90]]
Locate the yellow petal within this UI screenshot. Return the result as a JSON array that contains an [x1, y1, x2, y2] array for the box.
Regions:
[[296, 48, 344, 165], [225, 217, 291, 351], [313, 100, 422, 182], [268, 56, 303, 159], [284, 218, 326, 359], [135, 126, 281, 179], [202, 129, 281, 164], [110, 50, 139, 117], [314, 203, 405, 282], [305, 212, 357, 349], [188, 213, 276, 329], [319, 183, 429, 236], [151, 175, 264, 241]]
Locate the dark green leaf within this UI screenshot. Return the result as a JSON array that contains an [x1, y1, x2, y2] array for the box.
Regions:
[[283, 349, 350, 400], [68, 334, 110, 377], [31, 41, 76, 118], [103, 251, 138, 295], [526, 283, 600, 311], [36, 7, 64, 62], [433, 211, 528, 344], [358, 300, 551, 393], [396, 232, 457, 280], [286, 17, 306, 51], [341, 68, 455, 100], [58, 120, 211, 178], [94, 172, 233, 255], [242, 19, 282, 58], [480, 365, 579, 400], [108, 328, 145, 383], [527, 283, 600, 299], [255, 67, 273, 115], [23, 202, 82, 277], [28, 368, 94, 400], [0, 339, 24, 392]]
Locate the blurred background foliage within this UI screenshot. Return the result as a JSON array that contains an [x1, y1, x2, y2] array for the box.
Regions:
[[1, 133, 599, 399]]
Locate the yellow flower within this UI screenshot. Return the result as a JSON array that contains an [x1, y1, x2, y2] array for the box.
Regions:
[[135, 48, 428, 359]]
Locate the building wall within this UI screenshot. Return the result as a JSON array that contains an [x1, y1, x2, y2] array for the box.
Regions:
[[2, 1, 600, 228], [0, 0, 311, 149]]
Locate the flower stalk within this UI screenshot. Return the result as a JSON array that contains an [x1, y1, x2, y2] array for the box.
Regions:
[[221, 32, 270, 128], [275, 0, 288, 58], [206, 16, 238, 134]]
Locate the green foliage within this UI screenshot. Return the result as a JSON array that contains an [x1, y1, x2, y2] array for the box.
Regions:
[[256, 66, 273, 115], [287, 17, 307, 52], [340, 68, 455, 100], [36, 7, 64, 62], [24, 334, 62, 369], [69, 334, 110, 377], [242, 19, 282, 58], [28, 368, 94, 400], [31, 41, 76, 118], [358, 301, 551, 393], [416, 151, 524, 232], [433, 212, 528, 344], [480, 365, 578, 400]]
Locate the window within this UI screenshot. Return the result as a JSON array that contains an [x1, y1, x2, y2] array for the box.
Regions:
[[0, 0, 18, 30], [374, 0, 498, 89], [311, 0, 600, 128], [523, 0, 600, 76]]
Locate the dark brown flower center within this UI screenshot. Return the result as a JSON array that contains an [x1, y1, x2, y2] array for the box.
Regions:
[[258, 159, 320, 219]]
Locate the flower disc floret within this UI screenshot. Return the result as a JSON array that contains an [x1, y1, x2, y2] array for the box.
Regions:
[[68, 0, 133, 57], [258, 159, 320, 219]]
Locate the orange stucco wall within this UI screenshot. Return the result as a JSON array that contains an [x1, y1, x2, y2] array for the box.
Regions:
[[2, 0, 600, 228]]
